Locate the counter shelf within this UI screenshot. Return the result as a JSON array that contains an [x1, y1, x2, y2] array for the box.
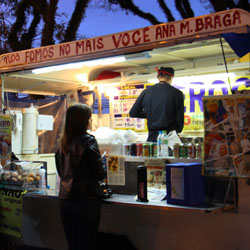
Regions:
[[123, 155, 202, 163], [22, 189, 224, 214], [102, 194, 224, 213], [23, 188, 59, 199]]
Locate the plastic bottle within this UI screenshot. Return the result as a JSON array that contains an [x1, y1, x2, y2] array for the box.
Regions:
[[161, 131, 169, 158], [39, 166, 46, 189], [157, 131, 163, 157]]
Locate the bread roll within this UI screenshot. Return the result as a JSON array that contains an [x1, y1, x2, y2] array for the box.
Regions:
[[11, 177, 18, 182], [35, 175, 40, 181], [28, 172, 36, 178], [11, 171, 18, 178]]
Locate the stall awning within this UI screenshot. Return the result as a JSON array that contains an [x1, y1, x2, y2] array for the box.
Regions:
[[222, 33, 250, 58]]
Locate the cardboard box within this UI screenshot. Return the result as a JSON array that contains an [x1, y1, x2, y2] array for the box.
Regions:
[[166, 162, 204, 206]]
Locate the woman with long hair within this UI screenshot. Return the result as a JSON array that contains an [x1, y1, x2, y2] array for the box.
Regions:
[[55, 103, 106, 250]]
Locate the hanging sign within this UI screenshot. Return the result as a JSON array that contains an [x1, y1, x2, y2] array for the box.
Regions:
[[113, 84, 147, 131], [0, 189, 27, 238], [0, 115, 12, 164]]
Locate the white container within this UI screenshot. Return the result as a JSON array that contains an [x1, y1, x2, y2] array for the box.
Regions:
[[39, 166, 46, 189], [22, 104, 38, 154], [11, 110, 23, 155], [161, 131, 169, 158]]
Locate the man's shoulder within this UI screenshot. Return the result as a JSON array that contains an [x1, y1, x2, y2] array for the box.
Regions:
[[170, 85, 183, 95], [147, 83, 164, 90]]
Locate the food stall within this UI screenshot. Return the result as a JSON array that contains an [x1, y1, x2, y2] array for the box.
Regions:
[[0, 8, 250, 250]]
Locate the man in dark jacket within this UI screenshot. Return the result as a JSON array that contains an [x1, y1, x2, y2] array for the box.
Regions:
[[129, 67, 184, 142]]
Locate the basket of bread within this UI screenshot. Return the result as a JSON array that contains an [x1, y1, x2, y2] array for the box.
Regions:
[[0, 161, 43, 187]]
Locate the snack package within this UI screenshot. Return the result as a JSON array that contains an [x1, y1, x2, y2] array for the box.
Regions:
[[168, 130, 182, 150]]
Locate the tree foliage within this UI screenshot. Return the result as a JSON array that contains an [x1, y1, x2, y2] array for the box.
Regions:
[[8, 0, 42, 51], [0, 1, 17, 53], [104, 0, 195, 23], [63, 0, 91, 42], [201, 0, 250, 12], [105, 0, 249, 24], [0, 0, 91, 53]]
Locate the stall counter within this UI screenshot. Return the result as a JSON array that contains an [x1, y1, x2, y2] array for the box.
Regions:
[[19, 188, 225, 250], [23, 189, 222, 212], [2, 157, 245, 250]]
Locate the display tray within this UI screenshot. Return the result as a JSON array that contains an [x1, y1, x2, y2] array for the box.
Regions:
[[0, 180, 23, 186], [0, 160, 47, 189], [0, 180, 39, 188]]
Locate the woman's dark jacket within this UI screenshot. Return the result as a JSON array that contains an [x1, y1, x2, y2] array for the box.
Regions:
[[55, 134, 106, 200]]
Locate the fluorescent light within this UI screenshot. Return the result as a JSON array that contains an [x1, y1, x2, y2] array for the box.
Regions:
[[32, 62, 85, 74], [32, 56, 126, 74], [86, 57, 126, 66], [76, 73, 88, 83]]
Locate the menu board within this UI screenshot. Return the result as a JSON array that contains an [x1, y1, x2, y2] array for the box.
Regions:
[[203, 94, 250, 177], [0, 189, 26, 238], [0, 115, 12, 162], [113, 84, 147, 131]]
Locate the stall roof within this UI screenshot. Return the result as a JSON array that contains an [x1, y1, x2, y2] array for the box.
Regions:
[[0, 8, 249, 95]]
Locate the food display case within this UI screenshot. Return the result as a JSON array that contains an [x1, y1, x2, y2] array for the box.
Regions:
[[0, 160, 48, 189]]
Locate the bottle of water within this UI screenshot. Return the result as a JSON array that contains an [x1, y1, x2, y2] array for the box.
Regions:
[[161, 131, 169, 158], [39, 166, 46, 189], [157, 131, 163, 157]]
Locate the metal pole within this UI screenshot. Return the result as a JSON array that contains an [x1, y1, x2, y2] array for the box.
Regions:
[[1, 74, 5, 111], [220, 37, 234, 94]]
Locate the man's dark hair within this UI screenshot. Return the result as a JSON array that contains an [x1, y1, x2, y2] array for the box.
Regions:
[[157, 67, 175, 77]]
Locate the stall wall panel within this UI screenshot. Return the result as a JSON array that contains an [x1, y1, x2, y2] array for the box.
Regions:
[[100, 204, 249, 250], [22, 197, 67, 250], [19, 179, 250, 250]]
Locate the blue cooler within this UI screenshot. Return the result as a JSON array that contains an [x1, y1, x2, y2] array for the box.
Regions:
[[166, 162, 204, 206]]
